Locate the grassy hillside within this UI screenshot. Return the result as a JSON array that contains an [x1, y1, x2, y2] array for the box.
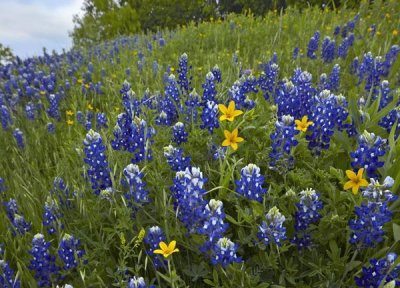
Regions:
[[0, 0, 400, 287]]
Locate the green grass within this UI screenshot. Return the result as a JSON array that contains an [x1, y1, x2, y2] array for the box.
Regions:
[[0, 0, 400, 287]]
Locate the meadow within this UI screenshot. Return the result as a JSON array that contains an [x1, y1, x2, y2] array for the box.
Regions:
[[0, 0, 400, 287]]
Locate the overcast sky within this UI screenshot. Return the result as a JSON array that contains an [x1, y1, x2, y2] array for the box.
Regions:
[[0, 0, 83, 59]]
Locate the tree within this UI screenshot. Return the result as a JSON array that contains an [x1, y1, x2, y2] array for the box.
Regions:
[[0, 43, 15, 65]]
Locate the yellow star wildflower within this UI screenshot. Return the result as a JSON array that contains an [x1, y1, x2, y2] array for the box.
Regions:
[[153, 241, 179, 258], [222, 128, 244, 151], [66, 120, 74, 125], [344, 168, 369, 195], [66, 110, 74, 116], [295, 116, 313, 132], [218, 101, 243, 122], [87, 104, 94, 110]]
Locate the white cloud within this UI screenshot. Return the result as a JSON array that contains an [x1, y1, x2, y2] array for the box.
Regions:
[[0, 0, 83, 58]]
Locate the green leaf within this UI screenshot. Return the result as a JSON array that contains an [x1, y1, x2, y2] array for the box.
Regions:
[[393, 223, 400, 242]]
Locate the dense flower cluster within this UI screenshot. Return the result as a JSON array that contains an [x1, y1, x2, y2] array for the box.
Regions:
[[172, 122, 188, 145], [269, 115, 299, 171], [349, 177, 397, 248], [228, 71, 257, 110], [292, 189, 323, 248], [235, 164, 268, 202], [58, 234, 85, 271], [257, 206, 287, 246], [163, 145, 191, 172], [198, 199, 229, 252], [144, 226, 167, 269], [200, 100, 219, 134], [355, 253, 400, 287], [4, 199, 31, 235], [177, 53, 192, 95], [29, 234, 59, 287], [258, 62, 279, 100], [83, 129, 112, 195], [307, 31, 320, 59], [170, 167, 207, 233], [210, 237, 242, 268], [350, 131, 387, 178], [0, 259, 20, 288], [43, 198, 63, 235], [121, 164, 150, 211]]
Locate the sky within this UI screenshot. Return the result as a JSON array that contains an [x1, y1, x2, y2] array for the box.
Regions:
[[0, 0, 84, 59]]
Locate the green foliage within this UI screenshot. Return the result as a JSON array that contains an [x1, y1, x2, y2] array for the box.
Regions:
[[1, 0, 400, 287], [0, 43, 15, 64]]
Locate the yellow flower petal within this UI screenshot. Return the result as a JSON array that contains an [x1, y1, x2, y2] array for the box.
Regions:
[[231, 128, 238, 137], [352, 184, 360, 195], [359, 179, 369, 187], [357, 168, 365, 178], [344, 180, 354, 190], [168, 240, 177, 251], [235, 137, 244, 143], [231, 143, 238, 150], [224, 130, 231, 139], [222, 139, 231, 147], [153, 249, 164, 254], [220, 115, 228, 121], [345, 170, 357, 180], [218, 104, 228, 114], [232, 110, 243, 117], [228, 100, 235, 111], [159, 241, 168, 251]]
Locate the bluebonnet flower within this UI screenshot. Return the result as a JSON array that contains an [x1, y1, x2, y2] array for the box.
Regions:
[[83, 130, 112, 195], [382, 45, 400, 77], [333, 26, 340, 36], [112, 115, 155, 164], [0, 259, 21, 288], [50, 177, 75, 209], [337, 34, 355, 59], [211, 65, 222, 83], [13, 128, 25, 149], [152, 60, 158, 76], [377, 80, 392, 109], [257, 206, 287, 246], [235, 164, 267, 202], [306, 91, 349, 154], [4, 198, 31, 235], [47, 94, 61, 120], [185, 89, 200, 122], [172, 122, 188, 145], [120, 81, 142, 117], [202, 72, 217, 102], [321, 36, 336, 63], [96, 112, 108, 131], [228, 71, 257, 110], [170, 167, 207, 233], [25, 102, 36, 120], [0, 178, 6, 194], [293, 47, 300, 59], [350, 131, 387, 178], [210, 144, 227, 161], [269, 115, 299, 172], [307, 31, 320, 59], [126, 68, 131, 76], [121, 164, 150, 211], [200, 100, 219, 134], [163, 145, 191, 172], [43, 198, 63, 235], [1, 105, 12, 130], [165, 74, 181, 104], [47, 123, 55, 134], [258, 63, 279, 100], [128, 276, 154, 288], [198, 199, 229, 252], [355, 253, 400, 287], [177, 53, 192, 95], [210, 237, 241, 268], [29, 233, 59, 287], [328, 64, 340, 92], [144, 226, 167, 269], [292, 188, 323, 248], [58, 234, 85, 271], [159, 37, 165, 47], [349, 177, 397, 248], [350, 57, 359, 74], [379, 106, 399, 139]]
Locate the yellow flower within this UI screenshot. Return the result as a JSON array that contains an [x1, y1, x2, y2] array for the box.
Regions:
[[295, 116, 313, 132], [87, 104, 94, 110], [368, 27, 373, 33], [393, 30, 398, 36], [153, 241, 179, 258], [66, 110, 74, 116], [85, 84, 90, 89], [377, 31, 381, 36], [218, 101, 243, 122], [39, 91, 46, 96], [66, 120, 74, 125], [222, 128, 244, 151], [77, 79, 83, 85], [344, 168, 369, 195]]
